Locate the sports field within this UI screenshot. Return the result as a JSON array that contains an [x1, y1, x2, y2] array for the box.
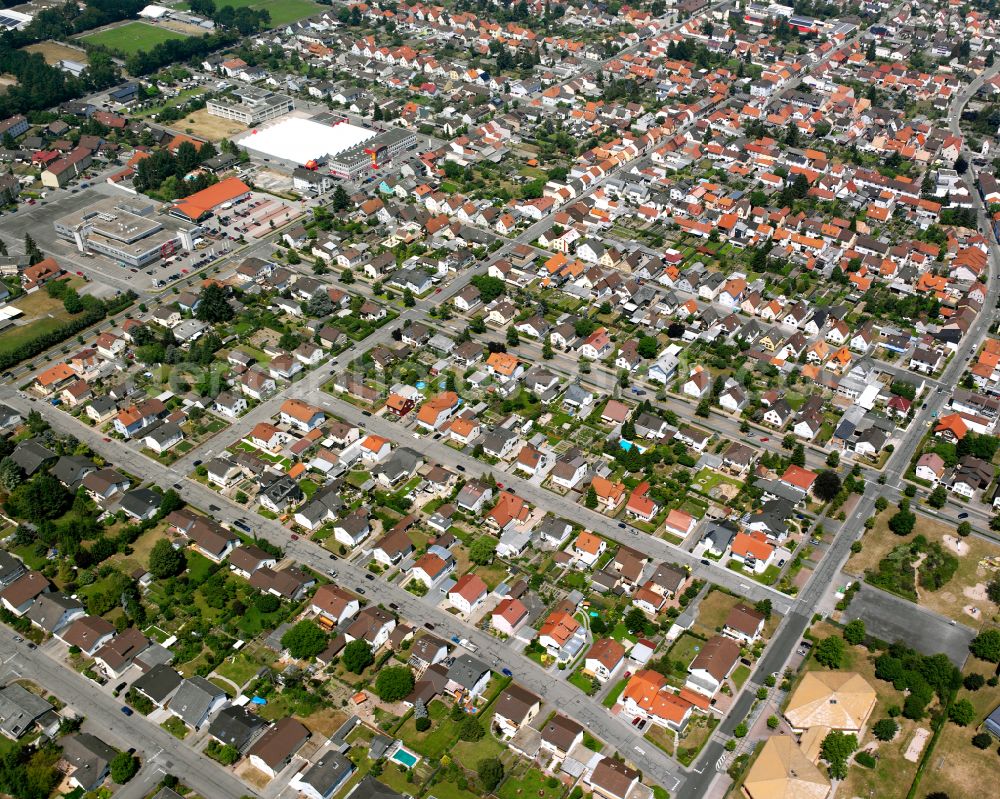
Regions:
[[177, 0, 322, 27], [81, 22, 188, 55]]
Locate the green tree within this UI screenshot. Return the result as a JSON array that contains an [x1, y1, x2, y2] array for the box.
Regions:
[[585, 485, 598, 509], [820, 731, 857, 780], [459, 716, 485, 741], [0, 458, 21, 492], [927, 485, 948, 508], [888, 500, 916, 536], [469, 536, 497, 565], [342, 639, 374, 672], [843, 619, 866, 645], [947, 698, 975, 726], [478, 757, 504, 791], [374, 666, 415, 702], [972, 732, 993, 749], [23, 233, 42, 264], [813, 470, 842, 502], [872, 718, 897, 741], [332, 185, 351, 211], [624, 608, 648, 634], [110, 751, 139, 784], [148, 539, 185, 579], [637, 336, 659, 359], [195, 284, 234, 323], [280, 620, 328, 659], [814, 636, 846, 668], [970, 629, 1000, 663]]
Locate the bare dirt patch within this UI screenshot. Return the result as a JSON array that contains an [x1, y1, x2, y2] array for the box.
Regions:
[[23, 41, 89, 66], [176, 107, 247, 142], [903, 727, 929, 762]]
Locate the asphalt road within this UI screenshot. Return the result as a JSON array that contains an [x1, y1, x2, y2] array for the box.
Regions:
[[0, 637, 252, 799]]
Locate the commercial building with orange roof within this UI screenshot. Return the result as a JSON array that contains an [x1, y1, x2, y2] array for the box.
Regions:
[[169, 177, 251, 222], [33, 363, 76, 394]]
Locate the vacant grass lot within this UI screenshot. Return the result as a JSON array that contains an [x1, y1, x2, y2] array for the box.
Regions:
[[81, 22, 188, 55], [177, 0, 322, 26]]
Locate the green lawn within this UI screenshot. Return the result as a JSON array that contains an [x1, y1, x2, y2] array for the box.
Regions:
[[81, 22, 188, 55], [178, 0, 323, 26], [160, 715, 189, 739], [568, 669, 598, 695], [731, 664, 751, 690], [396, 700, 457, 759], [499, 767, 565, 799], [602, 678, 628, 708], [186, 550, 214, 583], [214, 653, 262, 688]]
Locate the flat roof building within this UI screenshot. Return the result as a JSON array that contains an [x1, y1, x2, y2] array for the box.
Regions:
[[55, 197, 199, 268], [207, 87, 293, 126]]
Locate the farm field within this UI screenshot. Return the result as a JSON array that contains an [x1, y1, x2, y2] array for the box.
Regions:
[[81, 22, 188, 55]]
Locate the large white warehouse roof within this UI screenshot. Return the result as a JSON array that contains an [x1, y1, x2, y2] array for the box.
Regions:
[[235, 117, 377, 164]]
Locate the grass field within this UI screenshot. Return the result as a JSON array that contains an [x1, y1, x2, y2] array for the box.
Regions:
[[177, 0, 323, 26], [919, 654, 1000, 799], [81, 22, 188, 55]]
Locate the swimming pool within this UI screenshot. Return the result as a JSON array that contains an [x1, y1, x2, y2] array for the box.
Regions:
[[391, 747, 419, 768], [619, 439, 647, 454]]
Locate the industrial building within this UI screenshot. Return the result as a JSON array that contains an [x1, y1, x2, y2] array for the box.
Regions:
[[233, 113, 417, 179], [206, 87, 294, 126], [169, 177, 252, 222], [235, 116, 377, 169], [55, 198, 200, 268], [327, 128, 417, 179]]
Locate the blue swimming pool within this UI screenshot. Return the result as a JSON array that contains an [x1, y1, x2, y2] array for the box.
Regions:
[[620, 439, 646, 454], [391, 747, 419, 768]]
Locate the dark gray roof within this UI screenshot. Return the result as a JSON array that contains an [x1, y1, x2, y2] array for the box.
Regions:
[[446, 653, 490, 689], [10, 440, 56, 476], [133, 664, 182, 703], [169, 676, 224, 727], [208, 705, 266, 752], [296, 750, 354, 794]]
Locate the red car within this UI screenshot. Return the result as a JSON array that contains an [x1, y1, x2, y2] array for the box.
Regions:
[[290, 534, 299, 541], [496, 482, 504, 489], [434, 287, 442, 293], [102, 437, 111, 442], [760, 437, 769, 442], [76, 271, 84, 276]]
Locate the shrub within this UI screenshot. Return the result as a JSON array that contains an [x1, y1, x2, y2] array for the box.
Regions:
[[855, 751, 876, 768], [415, 717, 431, 732]]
